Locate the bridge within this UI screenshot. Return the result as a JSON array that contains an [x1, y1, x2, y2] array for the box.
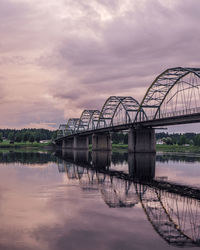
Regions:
[[55, 67, 200, 152], [56, 150, 200, 247]]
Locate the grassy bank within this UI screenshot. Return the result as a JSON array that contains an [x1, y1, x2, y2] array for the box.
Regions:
[[2, 141, 200, 153], [156, 144, 200, 153], [0, 141, 53, 149], [112, 143, 200, 153], [90, 143, 200, 153]]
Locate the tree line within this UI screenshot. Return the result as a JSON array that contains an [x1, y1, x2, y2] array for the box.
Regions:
[[0, 129, 57, 143], [156, 132, 200, 146], [111, 132, 200, 146], [1, 129, 200, 146]]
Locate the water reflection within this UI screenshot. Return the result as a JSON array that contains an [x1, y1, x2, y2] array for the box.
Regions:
[[56, 149, 200, 248], [0, 151, 56, 164], [1, 150, 200, 248]]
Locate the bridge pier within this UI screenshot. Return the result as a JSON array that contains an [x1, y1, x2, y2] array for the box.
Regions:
[[92, 133, 112, 151], [62, 138, 74, 149], [128, 128, 156, 153], [73, 136, 89, 150], [62, 136, 89, 150]]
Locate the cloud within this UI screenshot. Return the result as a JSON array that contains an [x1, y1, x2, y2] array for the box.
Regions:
[[38, 0, 200, 126], [1, 0, 200, 130]]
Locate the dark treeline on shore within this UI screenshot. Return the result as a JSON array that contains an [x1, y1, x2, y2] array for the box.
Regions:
[[0, 129, 57, 143], [1, 129, 200, 146], [111, 132, 200, 146], [156, 132, 200, 146]]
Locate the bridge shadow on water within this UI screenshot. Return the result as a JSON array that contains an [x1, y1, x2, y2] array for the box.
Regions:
[[56, 149, 200, 248]]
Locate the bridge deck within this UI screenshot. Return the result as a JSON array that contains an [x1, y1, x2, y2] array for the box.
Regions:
[[55, 112, 200, 142]]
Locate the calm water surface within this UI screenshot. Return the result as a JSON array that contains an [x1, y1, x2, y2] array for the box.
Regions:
[[0, 150, 200, 250]]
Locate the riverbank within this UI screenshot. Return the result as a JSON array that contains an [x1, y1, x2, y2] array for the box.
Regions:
[[156, 144, 200, 153], [112, 144, 200, 153], [1, 141, 200, 153], [0, 141, 54, 149]]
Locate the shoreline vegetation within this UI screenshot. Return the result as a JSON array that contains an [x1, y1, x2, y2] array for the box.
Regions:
[[0, 141, 53, 149], [111, 144, 200, 153], [1, 129, 200, 153], [1, 141, 200, 153]]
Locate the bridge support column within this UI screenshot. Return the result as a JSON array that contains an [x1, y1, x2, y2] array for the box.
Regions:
[[128, 128, 156, 153], [73, 136, 89, 150], [92, 133, 112, 151], [62, 138, 74, 149]]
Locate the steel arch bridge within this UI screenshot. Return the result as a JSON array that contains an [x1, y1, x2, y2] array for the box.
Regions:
[[77, 110, 101, 131], [57, 67, 200, 138], [136, 67, 200, 121], [97, 96, 146, 128]]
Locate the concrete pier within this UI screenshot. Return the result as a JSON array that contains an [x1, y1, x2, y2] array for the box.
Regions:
[[128, 128, 156, 153], [62, 136, 89, 150], [92, 133, 112, 151], [73, 136, 89, 150], [62, 138, 74, 149]]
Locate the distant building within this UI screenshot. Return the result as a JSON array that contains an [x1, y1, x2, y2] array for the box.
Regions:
[[39, 140, 50, 143], [156, 139, 164, 145]]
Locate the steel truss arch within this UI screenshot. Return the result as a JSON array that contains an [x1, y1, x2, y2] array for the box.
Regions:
[[76, 110, 100, 132], [137, 67, 200, 121], [57, 124, 68, 138], [66, 118, 80, 134], [97, 96, 146, 128]]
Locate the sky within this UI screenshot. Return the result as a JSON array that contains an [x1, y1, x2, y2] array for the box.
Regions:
[[1, 0, 200, 131]]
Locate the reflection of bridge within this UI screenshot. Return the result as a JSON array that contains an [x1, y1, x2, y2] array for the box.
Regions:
[[55, 67, 200, 152], [56, 150, 200, 247]]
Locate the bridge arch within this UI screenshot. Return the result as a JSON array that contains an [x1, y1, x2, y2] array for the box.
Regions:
[[76, 110, 100, 132], [137, 67, 200, 121], [66, 118, 80, 134], [57, 124, 68, 138], [97, 96, 146, 128]]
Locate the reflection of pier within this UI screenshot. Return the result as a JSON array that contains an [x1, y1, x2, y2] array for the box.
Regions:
[[56, 150, 200, 247]]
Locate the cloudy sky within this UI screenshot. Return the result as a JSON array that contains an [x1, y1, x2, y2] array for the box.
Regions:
[[1, 0, 200, 130]]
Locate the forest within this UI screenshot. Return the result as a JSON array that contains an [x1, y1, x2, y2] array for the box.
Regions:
[[111, 132, 200, 146], [1, 129, 200, 146], [0, 129, 57, 143]]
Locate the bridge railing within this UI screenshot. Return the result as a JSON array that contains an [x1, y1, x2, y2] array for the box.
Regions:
[[147, 106, 200, 121], [57, 106, 200, 139]]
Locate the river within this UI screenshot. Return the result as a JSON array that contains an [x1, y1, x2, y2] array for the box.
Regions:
[[0, 149, 200, 250]]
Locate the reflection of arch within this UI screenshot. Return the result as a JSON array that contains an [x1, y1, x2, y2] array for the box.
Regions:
[[137, 67, 200, 121], [100, 177, 139, 208], [58, 154, 200, 247], [97, 96, 146, 128], [135, 183, 200, 247], [76, 110, 100, 132]]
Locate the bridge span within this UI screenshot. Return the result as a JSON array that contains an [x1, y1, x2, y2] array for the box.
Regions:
[[55, 67, 200, 152]]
